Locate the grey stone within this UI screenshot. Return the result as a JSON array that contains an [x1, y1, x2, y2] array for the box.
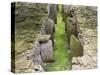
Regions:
[[62, 5, 70, 22], [37, 34, 51, 43], [48, 4, 57, 24], [40, 40, 54, 62], [44, 17, 55, 34], [32, 65, 44, 72], [32, 55, 43, 65], [72, 65, 82, 70], [44, 17, 55, 45], [26, 40, 41, 60], [81, 55, 93, 67]]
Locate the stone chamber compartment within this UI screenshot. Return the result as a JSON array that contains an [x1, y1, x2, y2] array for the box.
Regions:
[[11, 2, 97, 73]]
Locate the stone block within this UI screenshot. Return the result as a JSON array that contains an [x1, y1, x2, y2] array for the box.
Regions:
[[40, 40, 54, 62], [70, 35, 83, 57]]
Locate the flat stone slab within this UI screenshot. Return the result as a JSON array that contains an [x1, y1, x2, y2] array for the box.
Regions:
[[37, 34, 51, 42]]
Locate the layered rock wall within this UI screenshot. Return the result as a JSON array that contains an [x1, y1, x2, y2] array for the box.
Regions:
[[12, 2, 57, 73], [63, 5, 97, 70]]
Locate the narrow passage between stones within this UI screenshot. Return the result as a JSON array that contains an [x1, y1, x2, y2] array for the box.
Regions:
[[45, 5, 71, 71]]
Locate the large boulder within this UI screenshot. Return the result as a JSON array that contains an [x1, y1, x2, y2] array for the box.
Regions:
[[70, 35, 83, 57], [40, 40, 54, 62], [48, 4, 57, 24]]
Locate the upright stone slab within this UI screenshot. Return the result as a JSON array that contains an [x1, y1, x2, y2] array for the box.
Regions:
[[32, 65, 44, 72], [48, 4, 57, 24], [66, 17, 78, 43], [70, 35, 83, 57], [40, 40, 54, 62], [62, 5, 70, 22], [44, 18, 55, 34], [44, 17, 55, 45]]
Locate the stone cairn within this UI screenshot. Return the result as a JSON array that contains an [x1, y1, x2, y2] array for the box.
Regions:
[[62, 5, 97, 70]]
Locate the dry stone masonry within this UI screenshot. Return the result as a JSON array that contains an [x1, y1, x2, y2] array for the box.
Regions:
[[12, 2, 57, 73], [12, 2, 97, 73], [62, 5, 97, 70]]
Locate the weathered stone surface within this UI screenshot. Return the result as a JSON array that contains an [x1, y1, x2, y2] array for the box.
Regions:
[[32, 55, 43, 65], [23, 69, 33, 73], [44, 17, 55, 34], [13, 1, 49, 54], [15, 57, 34, 73], [62, 5, 97, 70], [66, 17, 78, 43], [72, 57, 78, 64], [12, 2, 49, 73], [32, 65, 44, 72], [72, 65, 82, 70], [72, 55, 97, 69], [81, 55, 92, 67], [26, 40, 41, 60], [70, 35, 83, 57], [62, 5, 70, 22], [48, 4, 57, 24], [37, 34, 51, 43], [43, 17, 55, 45], [15, 57, 32, 69], [63, 5, 76, 21], [26, 40, 43, 65], [40, 40, 54, 62]]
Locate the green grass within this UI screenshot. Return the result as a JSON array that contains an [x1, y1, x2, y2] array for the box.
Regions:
[[45, 5, 71, 71]]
